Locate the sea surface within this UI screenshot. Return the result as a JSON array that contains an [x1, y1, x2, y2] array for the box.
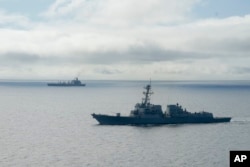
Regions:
[[0, 80, 250, 167]]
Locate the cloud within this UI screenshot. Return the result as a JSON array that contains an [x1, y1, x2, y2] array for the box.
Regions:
[[0, 0, 250, 80], [94, 67, 122, 75], [0, 52, 40, 64], [0, 10, 31, 28], [183, 15, 250, 55], [81, 44, 210, 65], [42, 0, 201, 25], [231, 67, 250, 74]]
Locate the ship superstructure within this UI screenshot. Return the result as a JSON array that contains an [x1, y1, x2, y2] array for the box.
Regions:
[[130, 83, 163, 118]]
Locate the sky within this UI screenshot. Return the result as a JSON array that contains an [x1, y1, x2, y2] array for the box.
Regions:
[[0, 0, 250, 80]]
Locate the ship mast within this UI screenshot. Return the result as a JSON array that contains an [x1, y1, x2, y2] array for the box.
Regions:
[[142, 81, 153, 106]]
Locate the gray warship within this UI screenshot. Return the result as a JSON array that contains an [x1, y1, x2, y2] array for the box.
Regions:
[[47, 77, 86, 86], [92, 83, 231, 125]]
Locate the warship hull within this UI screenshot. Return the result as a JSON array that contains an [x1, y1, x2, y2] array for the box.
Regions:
[[47, 77, 86, 87], [47, 83, 86, 86], [91, 82, 231, 126], [92, 114, 231, 125]]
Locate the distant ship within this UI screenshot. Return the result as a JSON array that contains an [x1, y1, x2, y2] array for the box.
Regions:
[[47, 77, 86, 86], [92, 83, 231, 125]]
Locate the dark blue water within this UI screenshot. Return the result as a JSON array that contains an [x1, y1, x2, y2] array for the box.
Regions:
[[0, 80, 249, 167]]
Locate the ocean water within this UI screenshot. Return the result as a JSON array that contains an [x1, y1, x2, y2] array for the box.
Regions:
[[0, 80, 249, 167]]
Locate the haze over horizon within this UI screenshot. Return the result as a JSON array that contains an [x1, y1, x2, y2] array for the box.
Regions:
[[0, 0, 250, 80]]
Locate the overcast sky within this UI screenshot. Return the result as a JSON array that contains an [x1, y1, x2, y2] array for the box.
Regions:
[[0, 0, 250, 80]]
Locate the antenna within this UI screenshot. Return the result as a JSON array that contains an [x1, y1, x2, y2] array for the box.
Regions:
[[142, 79, 153, 106]]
